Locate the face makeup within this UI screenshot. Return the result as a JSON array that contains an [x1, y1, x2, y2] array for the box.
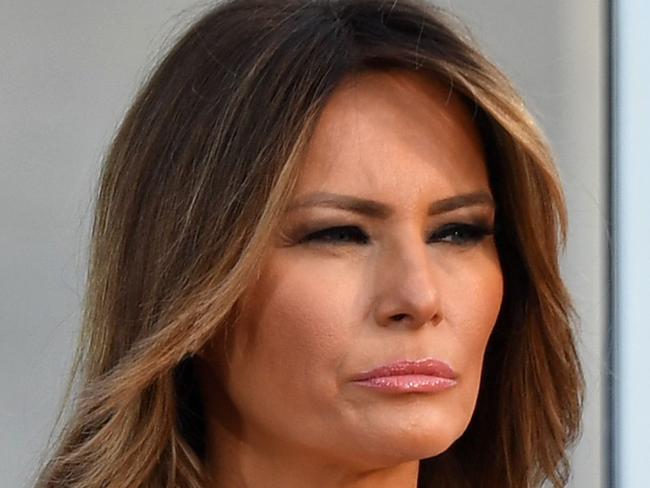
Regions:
[[350, 358, 458, 393], [200, 70, 504, 485]]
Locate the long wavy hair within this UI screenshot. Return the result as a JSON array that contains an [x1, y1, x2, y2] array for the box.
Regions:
[[37, 0, 584, 486]]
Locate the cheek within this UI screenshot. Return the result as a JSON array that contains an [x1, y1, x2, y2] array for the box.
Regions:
[[446, 249, 503, 389], [456, 269, 502, 341], [228, 256, 359, 405]]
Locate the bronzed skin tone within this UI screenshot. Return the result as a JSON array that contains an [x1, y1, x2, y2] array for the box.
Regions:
[[199, 70, 504, 487]]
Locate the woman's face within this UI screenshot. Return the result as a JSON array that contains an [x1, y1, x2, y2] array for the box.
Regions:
[[203, 70, 503, 473]]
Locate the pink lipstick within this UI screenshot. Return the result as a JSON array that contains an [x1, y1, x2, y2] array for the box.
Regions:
[[351, 358, 458, 393]]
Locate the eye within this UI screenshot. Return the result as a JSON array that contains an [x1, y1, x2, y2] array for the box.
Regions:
[[429, 223, 493, 245], [299, 225, 369, 245]]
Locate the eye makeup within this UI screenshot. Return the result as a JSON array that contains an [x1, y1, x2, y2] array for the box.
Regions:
[[287, 215, 495, 248]]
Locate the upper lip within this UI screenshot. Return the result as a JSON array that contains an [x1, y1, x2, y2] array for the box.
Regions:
[[352, 358, 458, 381]]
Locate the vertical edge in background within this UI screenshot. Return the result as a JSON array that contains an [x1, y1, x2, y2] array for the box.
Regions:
[[605, 0, 617, 487]]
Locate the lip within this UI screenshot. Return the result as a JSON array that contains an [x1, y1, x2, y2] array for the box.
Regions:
[[351, 358, 458, 393]]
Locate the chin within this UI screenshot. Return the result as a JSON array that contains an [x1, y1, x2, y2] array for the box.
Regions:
[[393, 419, 463, 458], [348, 403, 471, 467]]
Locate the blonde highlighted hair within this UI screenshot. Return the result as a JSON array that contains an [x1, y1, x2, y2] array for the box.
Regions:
[[38, 1, 583, 486]]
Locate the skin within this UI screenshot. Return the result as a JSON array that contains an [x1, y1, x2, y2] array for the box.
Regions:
[[199, 70, 504, 487]]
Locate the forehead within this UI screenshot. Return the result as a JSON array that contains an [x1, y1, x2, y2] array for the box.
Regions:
[[294, 70, 489, 203]]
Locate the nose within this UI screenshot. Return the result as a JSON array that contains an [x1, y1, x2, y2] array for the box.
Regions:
[[372, 238, 441, 330]]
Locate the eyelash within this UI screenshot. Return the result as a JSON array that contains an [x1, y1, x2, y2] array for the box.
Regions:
[[298, 223, 494, 247]]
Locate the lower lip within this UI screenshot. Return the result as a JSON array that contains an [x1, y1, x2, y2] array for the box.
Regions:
[[353, 375, 458, 393]]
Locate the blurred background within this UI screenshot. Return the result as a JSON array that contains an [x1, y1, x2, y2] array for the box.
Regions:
[[1, 1, 647, 486]]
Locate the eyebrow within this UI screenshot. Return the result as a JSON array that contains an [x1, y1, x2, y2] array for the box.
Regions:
[[286, 190, 495, 219]]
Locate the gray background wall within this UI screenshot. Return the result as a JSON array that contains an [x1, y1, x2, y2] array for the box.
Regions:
[[0, 1, 606, 486]]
